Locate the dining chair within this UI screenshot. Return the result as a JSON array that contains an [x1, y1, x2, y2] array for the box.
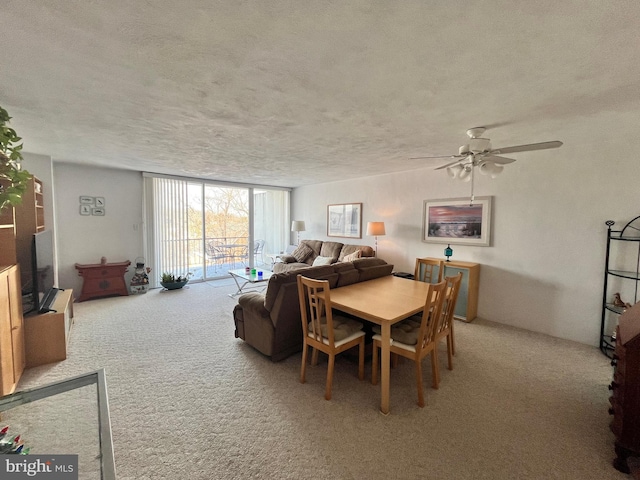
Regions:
[[253, 239, 265, 266], [414, 257, 444, 284], [371, 280, 447, 408], [205, 241, 230, 270], [296, 275, 366, 400], [436, 272, 463, 372]]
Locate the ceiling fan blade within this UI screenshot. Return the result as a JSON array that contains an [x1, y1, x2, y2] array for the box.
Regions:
[[435, 158, 466, 170], [490, 141, 563, 155], [483, 155, 516, 165], [409, 154, 463, 160]]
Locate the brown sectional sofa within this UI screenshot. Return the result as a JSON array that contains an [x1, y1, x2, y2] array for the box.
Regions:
[[273, 239, 375, 274], [233, 257, 394, 361]]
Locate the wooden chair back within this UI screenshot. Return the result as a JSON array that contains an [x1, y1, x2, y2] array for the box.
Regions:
[[435, 272, 463, 372], [296, 274, 366, 400], [440, 272, 463, 336], [417, 280, 448, 350], [371, 279, 448, 407], [414, 257, 444, 284], [297, 275, 335, 345]]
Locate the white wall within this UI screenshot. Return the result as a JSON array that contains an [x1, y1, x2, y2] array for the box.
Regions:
[[292, 143, 640, 347], [52, 163, 144, 295]]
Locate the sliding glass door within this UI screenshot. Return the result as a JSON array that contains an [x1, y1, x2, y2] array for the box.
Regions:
[[144, 175, 289, 286]]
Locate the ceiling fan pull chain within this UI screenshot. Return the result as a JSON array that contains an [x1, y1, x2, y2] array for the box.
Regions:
[[470, 161, 475, 205]]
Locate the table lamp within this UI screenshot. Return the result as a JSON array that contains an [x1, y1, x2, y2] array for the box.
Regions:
[[291, 220, 306, 245], [366, 221, 386, 257]]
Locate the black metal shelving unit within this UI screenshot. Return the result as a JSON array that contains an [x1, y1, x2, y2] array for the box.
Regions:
[[601, 216, 640, 358]]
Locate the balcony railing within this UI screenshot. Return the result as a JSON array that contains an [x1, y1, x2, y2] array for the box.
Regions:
[[160, 236, 267, 281]]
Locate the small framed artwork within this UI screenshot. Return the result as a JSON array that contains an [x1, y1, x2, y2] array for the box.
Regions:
[[92, 207, 106, 216], [327, 203, 362, 238], [422, 196, 492, 246], [79, 196, 94, 205], [80, 205, 92, 215], [95, 197, 105, 207]]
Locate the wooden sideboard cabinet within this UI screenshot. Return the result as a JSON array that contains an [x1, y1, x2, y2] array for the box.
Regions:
[[609, 302, 640, 473], [423, 257, 480, 322], [24, 289, 74, 367], [75, 260, 131, 302], [0, 264, 25, 396]]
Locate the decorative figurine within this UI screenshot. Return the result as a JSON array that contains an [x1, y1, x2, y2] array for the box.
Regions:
[[444, 244, 453, 262], [613, 292, 632, 310], [130, 257, 151, 294]]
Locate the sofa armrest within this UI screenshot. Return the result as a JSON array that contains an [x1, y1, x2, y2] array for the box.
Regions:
[[238, 292, 270, 318]]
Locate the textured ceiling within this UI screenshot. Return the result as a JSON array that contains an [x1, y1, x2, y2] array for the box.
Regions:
[[2, 1, 639, 187]]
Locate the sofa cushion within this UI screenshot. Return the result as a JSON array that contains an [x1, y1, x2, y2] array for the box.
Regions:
[[264, 265, 337, 312], [319, 241, 344, 263], [342, 249, 362, 262], [334, 262, 360, 287], [312, 255, 333, 266], [338, 244, 374, 261], [291, 243, 313, 263], [353, 257, 394, 281]]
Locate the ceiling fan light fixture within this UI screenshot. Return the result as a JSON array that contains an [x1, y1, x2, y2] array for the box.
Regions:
[[459, 167, 471, 182], [479, 161, 504, 178], [469, 138, 491, 153], [458, 144, 470, 155], [447, 164, 463, 178]]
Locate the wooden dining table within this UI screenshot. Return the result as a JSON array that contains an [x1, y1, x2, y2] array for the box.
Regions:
[[327, 275, 431, 414]]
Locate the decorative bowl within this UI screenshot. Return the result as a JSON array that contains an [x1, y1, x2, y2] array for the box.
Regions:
[[160, 280, 188, 290]]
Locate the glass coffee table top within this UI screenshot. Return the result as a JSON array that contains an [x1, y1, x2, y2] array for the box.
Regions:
[[228, 269, 273, 297]]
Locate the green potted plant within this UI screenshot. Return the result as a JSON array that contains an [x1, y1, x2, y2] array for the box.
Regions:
[[160, 272, 192, 290], [0, 106, 32, 212]]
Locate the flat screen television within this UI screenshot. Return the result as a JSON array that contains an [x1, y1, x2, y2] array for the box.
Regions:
[[31, 230, 59, 313]]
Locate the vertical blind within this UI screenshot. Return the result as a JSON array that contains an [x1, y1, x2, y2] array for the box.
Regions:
[[144, 176, 190, 287]]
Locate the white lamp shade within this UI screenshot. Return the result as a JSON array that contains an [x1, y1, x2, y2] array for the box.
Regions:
[[366, 221, 386, 236], [447, 164, 463, 178], [479, 161, 503, 178], [291, 220, 306, 232], [459, 167, 471, 181]]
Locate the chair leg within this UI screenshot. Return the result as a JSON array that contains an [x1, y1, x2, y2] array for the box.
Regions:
[[371, 339, 379, 385], [391, 353, 399, 368], [300, 344, 308, 384], [358, 339, 365, 380], [311, 347, 319, 366], [450, 323, 456, 356], [446, 334, 453, 371], [431, 349, 440, 389], [415, 358, 425, 408], [325, 353, 335, 400]]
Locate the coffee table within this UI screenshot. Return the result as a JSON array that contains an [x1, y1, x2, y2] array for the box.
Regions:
[[228, 268, 273, 297]]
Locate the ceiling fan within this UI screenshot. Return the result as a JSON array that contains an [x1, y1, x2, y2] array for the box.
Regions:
[[411, 127, 563, 204]]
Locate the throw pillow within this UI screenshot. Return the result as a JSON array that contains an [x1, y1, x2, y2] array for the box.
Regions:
[[312, 255, 333, 267], [291, 243, 313, 263], [342, 249, 361, 262]]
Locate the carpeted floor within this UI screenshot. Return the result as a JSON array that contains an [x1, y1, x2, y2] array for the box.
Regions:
[[7, 280, 630, 479]]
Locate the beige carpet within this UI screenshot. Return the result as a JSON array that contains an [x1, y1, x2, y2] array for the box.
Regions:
[[7, 280, 629, 479]]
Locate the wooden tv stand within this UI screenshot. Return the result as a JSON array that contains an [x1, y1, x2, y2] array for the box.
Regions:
[[24, 289, 74, 367]]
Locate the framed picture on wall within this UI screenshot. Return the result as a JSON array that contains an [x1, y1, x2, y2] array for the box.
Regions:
[[327, 203, 362, 238], [422, 196, 492, 246]]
